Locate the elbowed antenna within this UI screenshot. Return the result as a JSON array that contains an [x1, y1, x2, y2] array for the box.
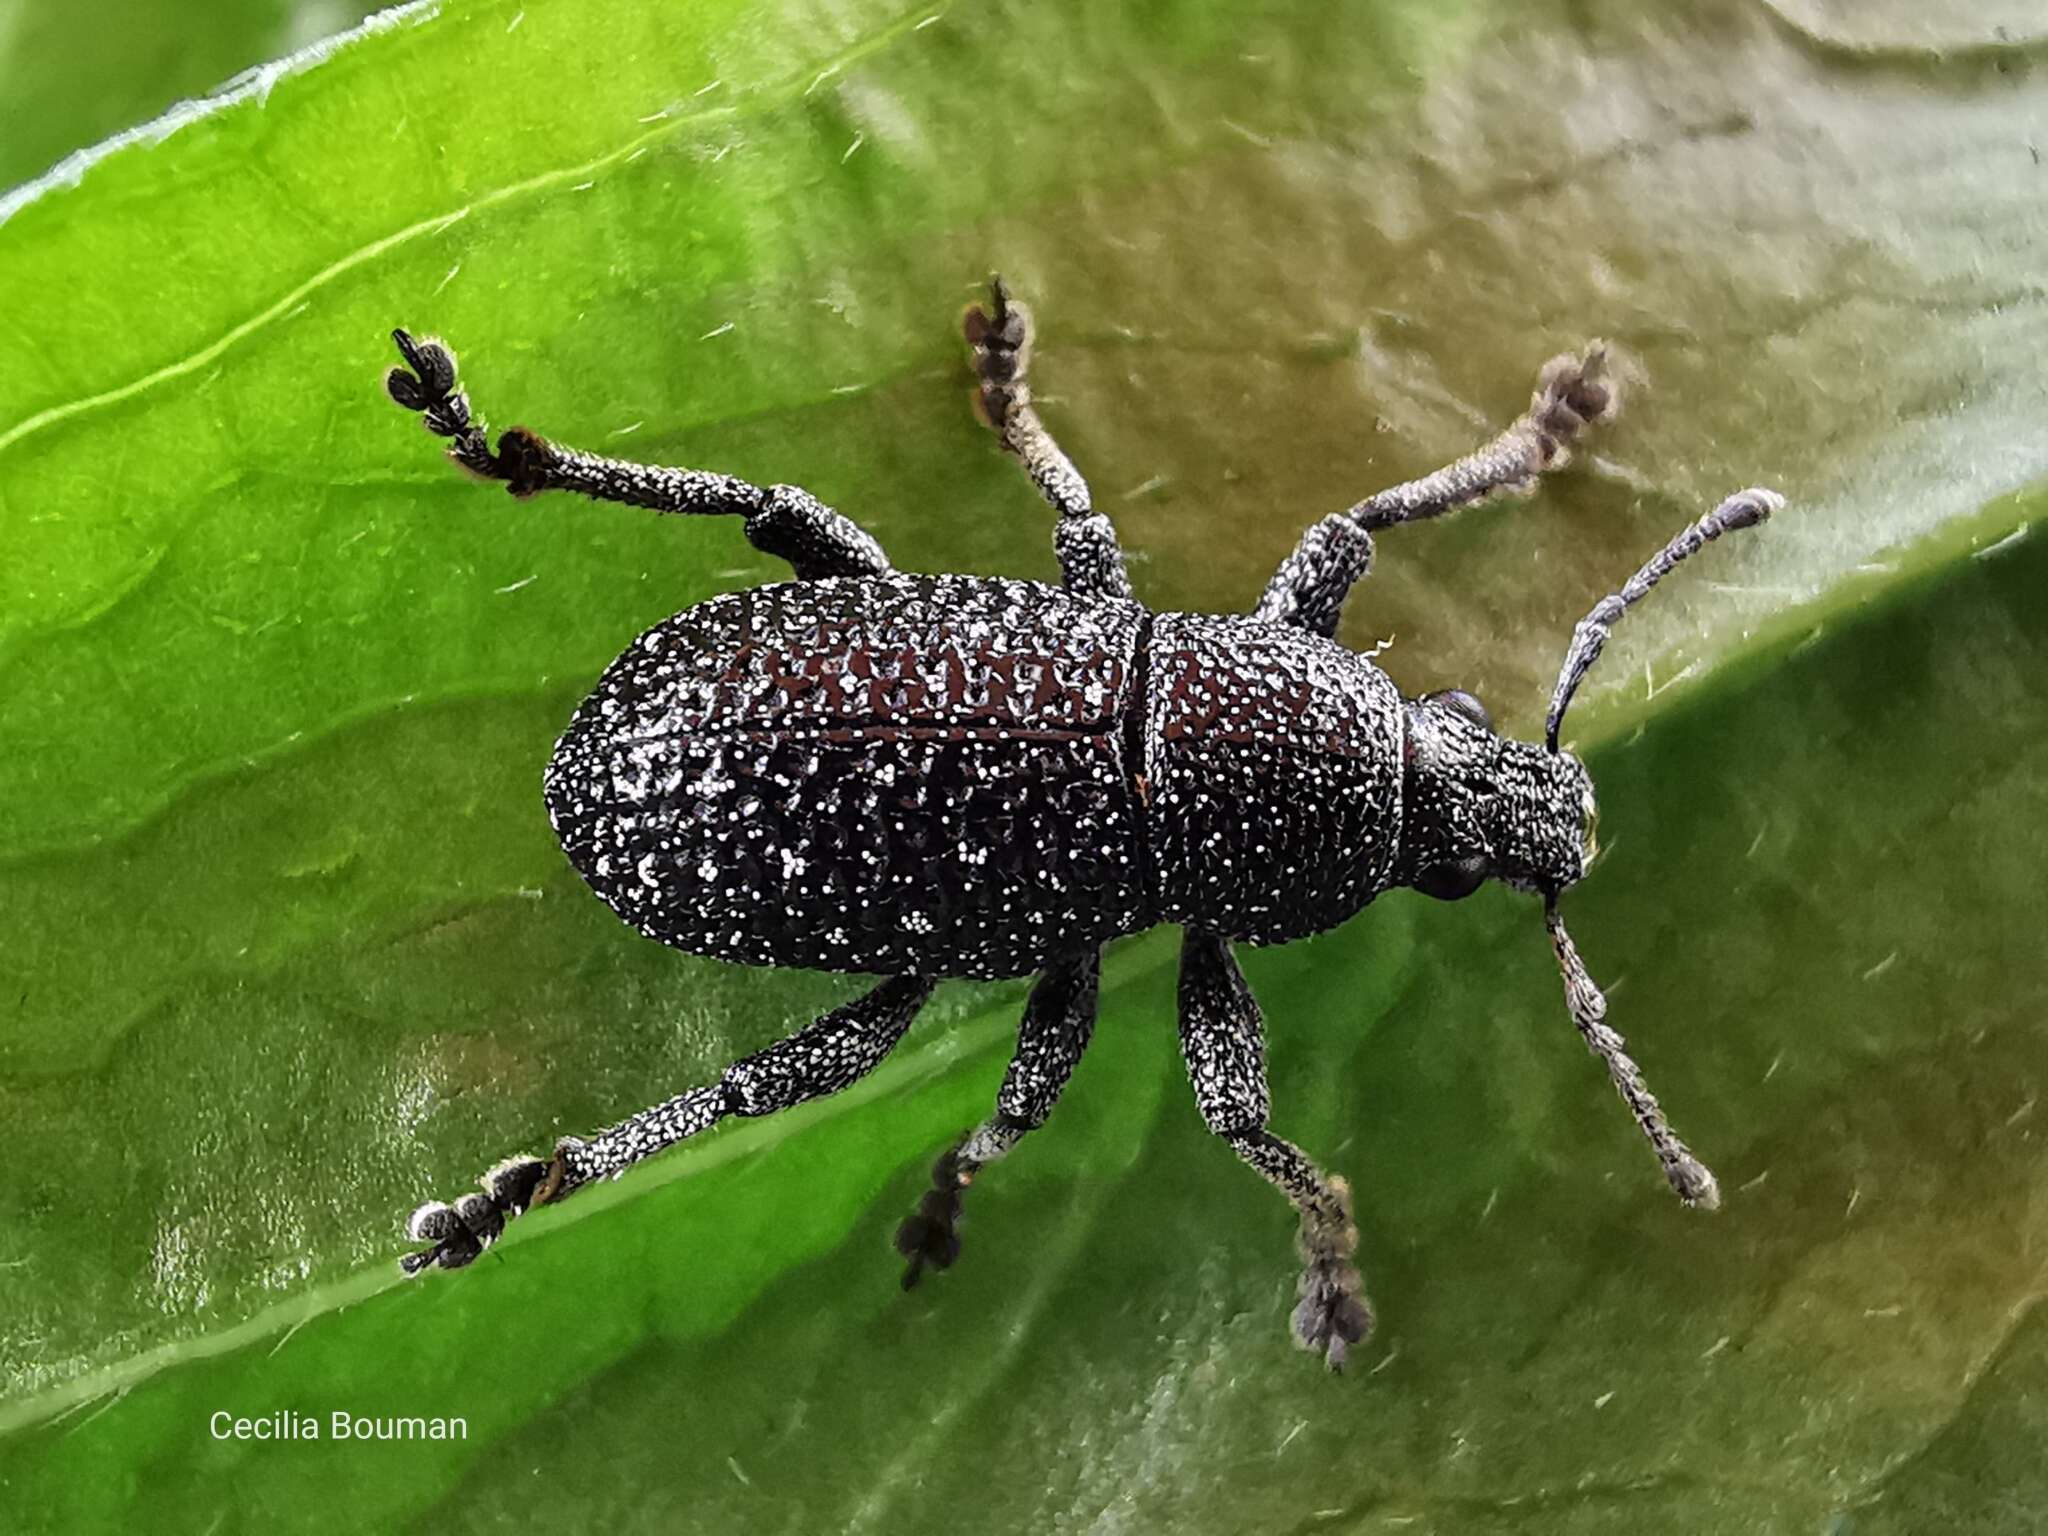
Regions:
[[1546, 488, 1785, 753], [1539, 486, 1783, 1208]]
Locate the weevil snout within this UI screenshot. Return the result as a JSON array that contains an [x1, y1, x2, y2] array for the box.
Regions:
[[1489, 744, 1597, 897], [1395, 696, 1596, 902]]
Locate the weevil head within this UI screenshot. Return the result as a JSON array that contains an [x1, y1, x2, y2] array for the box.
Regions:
[[1395, 689, 1596, 903]]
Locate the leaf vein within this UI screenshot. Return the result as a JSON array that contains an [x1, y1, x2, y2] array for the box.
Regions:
[[0, 0, 953, 463]]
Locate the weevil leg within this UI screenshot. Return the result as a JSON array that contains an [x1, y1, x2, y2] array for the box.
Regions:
[[1178, 931, 1371, 1371], [1252, 516, 1377, 641], [383, 329, 891, 581], [400, 975, 935, 1276], [895, 948, 1101, 1288], [1255, 343, 1620, 637], [963, 277, 1134, 600]]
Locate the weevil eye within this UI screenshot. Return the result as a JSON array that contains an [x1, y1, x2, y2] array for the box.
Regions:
[[1428, 688, 1493, 731], [1415, 854, 1491, 902]]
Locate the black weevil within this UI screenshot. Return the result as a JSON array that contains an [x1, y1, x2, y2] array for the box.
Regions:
[[385, 279, 1778, 1369]]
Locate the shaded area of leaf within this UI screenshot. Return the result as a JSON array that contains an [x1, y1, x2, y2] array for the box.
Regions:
[[0, 0, 385, 194], [1849, 1303, 2048, 1535]]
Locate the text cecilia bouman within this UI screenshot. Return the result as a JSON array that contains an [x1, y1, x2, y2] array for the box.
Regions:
[[210, 1412, 467, 1441]]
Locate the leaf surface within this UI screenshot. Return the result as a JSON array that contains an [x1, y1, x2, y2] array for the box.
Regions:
[[1, 0, 2044, 1530]]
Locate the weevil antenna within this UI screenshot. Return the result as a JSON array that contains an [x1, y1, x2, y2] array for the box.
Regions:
[[1544, 899, 1721, 1208], [1545, 488, 1784, 752]]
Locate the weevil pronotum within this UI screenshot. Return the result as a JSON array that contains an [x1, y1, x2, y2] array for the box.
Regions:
[[384, 278, 1778, 1369]]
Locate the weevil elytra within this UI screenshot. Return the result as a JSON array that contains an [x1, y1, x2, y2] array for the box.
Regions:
[[385, 278, 1778, 1369]]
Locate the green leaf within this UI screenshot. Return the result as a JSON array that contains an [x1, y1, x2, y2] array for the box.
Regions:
[[3, 0, 2044, 1530], [0, 0, 386, 194]]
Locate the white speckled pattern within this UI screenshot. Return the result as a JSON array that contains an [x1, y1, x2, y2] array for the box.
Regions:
[[1145, 612, 1406, 943], [545, 574, 1151, 978]]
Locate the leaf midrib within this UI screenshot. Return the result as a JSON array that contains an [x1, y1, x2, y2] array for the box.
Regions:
[[0, 0, 956, 462]]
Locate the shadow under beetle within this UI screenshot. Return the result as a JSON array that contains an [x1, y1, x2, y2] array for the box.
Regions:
[[385, 278, 1779, 1369]]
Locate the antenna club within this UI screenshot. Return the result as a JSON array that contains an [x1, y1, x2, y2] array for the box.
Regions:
[[1717, 486, 1784, 533]]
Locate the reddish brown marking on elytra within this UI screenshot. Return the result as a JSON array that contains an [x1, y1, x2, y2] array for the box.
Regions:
[[1033, 659, 1070, 718]]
